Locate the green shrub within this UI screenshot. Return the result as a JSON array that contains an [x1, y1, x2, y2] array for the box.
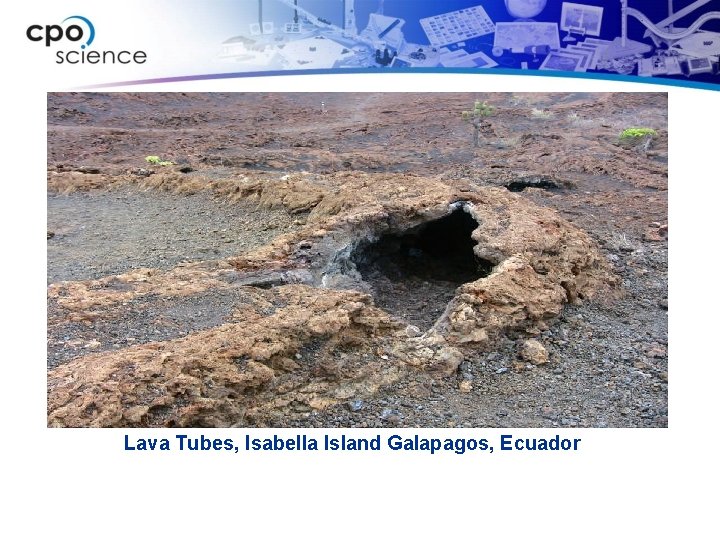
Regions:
[[145, 155, 174, 166], [620, 127, 656, 140], [463, 100, 494, 119], [462, 100, 495, 147]]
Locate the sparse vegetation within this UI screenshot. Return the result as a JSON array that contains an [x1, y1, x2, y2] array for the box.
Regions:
[[619, 127, 657, 153], [531, 108, 553, 119], [619, 127, 656, 140], [145, 155, 175, 166], [566, 111, 596, 127], [462, 100, 495, 147]]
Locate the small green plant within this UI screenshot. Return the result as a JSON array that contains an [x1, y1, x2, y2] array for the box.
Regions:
[[462, 100, 495, 147], [619, 127, 657, 140], [145, 155, 175, 166], [619, 127, 657, 154]]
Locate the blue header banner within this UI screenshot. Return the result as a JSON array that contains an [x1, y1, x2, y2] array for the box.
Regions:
[[188, 0, 720, 89]]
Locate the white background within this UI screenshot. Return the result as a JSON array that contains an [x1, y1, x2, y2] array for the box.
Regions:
[[2, 2, 719, 538]]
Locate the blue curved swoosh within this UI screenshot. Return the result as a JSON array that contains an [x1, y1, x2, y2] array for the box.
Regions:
[[80, 67, 720, 92], [63, 15, 95, 48]]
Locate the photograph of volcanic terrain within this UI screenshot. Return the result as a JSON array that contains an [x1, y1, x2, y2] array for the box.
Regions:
[[47, 92, 668, 428]]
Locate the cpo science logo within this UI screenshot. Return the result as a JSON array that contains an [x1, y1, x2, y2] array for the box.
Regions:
[[26, 15, 147, 64]]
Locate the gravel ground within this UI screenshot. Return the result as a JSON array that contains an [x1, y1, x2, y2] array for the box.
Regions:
[[47, 187, 299, 283]]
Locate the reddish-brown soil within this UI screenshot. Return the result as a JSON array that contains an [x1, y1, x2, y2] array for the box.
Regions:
[[47, 92, 667, 428]]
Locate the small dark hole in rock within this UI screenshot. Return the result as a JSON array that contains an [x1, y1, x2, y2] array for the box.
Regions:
[[352, 208, 492, 329], [505, 180, 562, 192]]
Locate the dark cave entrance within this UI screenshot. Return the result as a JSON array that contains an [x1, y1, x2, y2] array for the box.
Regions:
[[352, 207, 493, 330]]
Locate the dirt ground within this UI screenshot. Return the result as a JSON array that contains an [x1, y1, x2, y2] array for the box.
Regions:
[[47, 92, 667, 428]]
